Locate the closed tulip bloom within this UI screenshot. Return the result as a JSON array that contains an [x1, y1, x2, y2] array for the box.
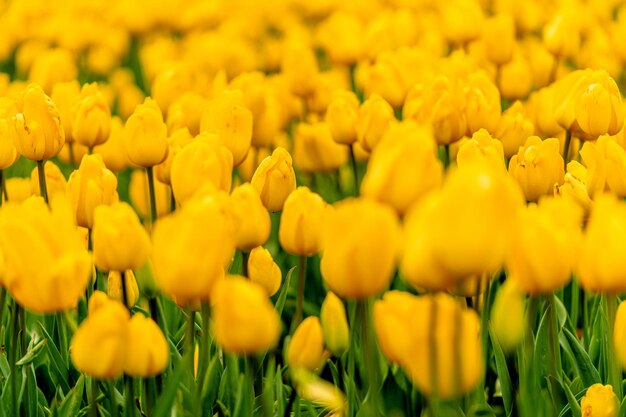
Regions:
[[0, 197, 92, 313], [212, 276, 281, 355], [495, 101, 535, 158], [293, 121, 348, 173], [30, 161, 67, 199], [483, 14, 515, 65], [316, 11, 364, 65], [543, 13, 581, 58], [321, 198, 400, 299], [404, 77, 467, 145], [464, 71, 501, 136], [490, 280, 525, 353], [355, 94, 395, 152], [526, 88, 562, 138], [166, 92, 207, 136], [287, 316, 327, 371], [93, 116, 130, 172], [508, 136, 565, 202], [13, 83, 65, 161], [291, 369, 346, 416], [326, 90, 359, 145], [124, 314, 169, 377], [200, 90, 252, 166], [508, 198, 582, 295], [279, 187, 328, 256], [170, 133, 233, 204], [553, 69, 594, 132], [151, 66, 192, 113], [152, 196, 237, 305], [29, 48, 78, 94], [155, 127, 193, 185], [72, 83, 111, 148], [108, 270, 139, 308], [499, 52, 533, 101], [129, 169, 171, 219], [441, 0, 484, 44], [92, 202, 151, 272], [361, 121, 442, 214], [0, 118, 18, 169], [605, 139, 626, 197], [70, 298, 129, 379], [614, 301, 626, 371], [67, 154, 119, 229], [248, 246, 281, 296], [50, 80, 81, 144], [281, 43, 319, 97], [374, 292, 482, 399], [3, 178, 33, 203], [232, 183, 270, 251], [251, 147, 296, 212], [457, 129, 506, 172], [575, 78, 624, 139], [578, 195, 626, 294], [320, 292, 349, 357], [124, 97, 169, 168], [580, 384, 618, 417], [579, 137, 626, 197], [554, 161, 592, 214]]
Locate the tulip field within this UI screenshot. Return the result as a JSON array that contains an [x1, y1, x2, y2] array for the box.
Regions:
[[3, 0, 626, 416]]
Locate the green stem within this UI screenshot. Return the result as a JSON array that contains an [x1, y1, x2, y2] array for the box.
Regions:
[[357, 299, 381, 416], [62, 310, 78, 334], [108, 380, 118, 417], [349, 144, 360, 195], [0, 169, 3, 207], [121, 271, 129, 310], [89, 377, 99, 417], [563, 130, 572, 170], [18, 305, 29, 416], [607, 294, 622, 399], [0, 288, 6, 336], [428, 297, 439, 416], [186, 308, 196, 375], [146, 167, 158, 228], [149, 296, 164, 394], [36, 160, 49, 204], [442, 144, 451, 169], [170, 187, 176, 213], [125, 376, 136, 417], [246, 357, 256, 410], [291, 256, 307, 333], [9, 301, 19, 417], [547, 294, 562, 380], [241, 251, 250, 278], [68, 143, 75, 166]]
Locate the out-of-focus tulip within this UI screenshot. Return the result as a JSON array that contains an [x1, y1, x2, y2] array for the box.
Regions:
[[0, 118, 17, 169], [155, 127, 193, 185], [108, 270, 139, 308], [613, 301, 626, 371], [499, 52, 533, 100], [293, 121, 348, 173], [232, 183, 270, 252], [29, 49, 78, 94], [279, 187, 328, 256], [129, 169, 171, 219], [543, 13, 581, 59], [247, 246, 281, 296], [483, 14, 516, 65], [326, 90, 359, 145], [291, 369, 346, 416], [124, 98, 169, 168], [456, 129, 505, 172], [355, 94, 395, 152], [491, 280, 525, 353], [67, 154, 119, 229], [51, 80, 81, 144], [93, 116, 130, 172], [579, 136, 626, 197], [166, 92, 207, 136], [320, 292, 349, 357], [72, 83, 111, 148], [30, 161, 67, 199], [3, 178, 33, 203], [464, 71, 501, 136], [526, 88, 563, 138], [495, 101, 535, 158], [440, 0, 484, 45], [554, 161, 592, 214], [580, 384, 618, 417], [316, 11, 364, 65], [251, 147, 296, 212], [124, 313, 169, 377], [287, 316, 327, 371], [212, 276, 282, 355], [321, 198, 400, 299]]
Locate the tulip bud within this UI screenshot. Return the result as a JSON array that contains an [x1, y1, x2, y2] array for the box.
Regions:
[[287, 316, 327, 371], [580, 384, 618, 417], [320, 292, 349, 357], [231, 183, 271, 252], [355, 94, 395, 152], [71, 298, 129, 379], [483, 14, 515, 66], [499, 52, 533, 101], [13, 83, 65, 161], [124, 314, 169, 377], [93, 116, 130, 172], [212, 276, 282, 355], [248, 246, 281, 296], [170, 133, 233, 204], [72, 83, 112, 148], [92, 202, 151, 272], [293, 121, 348, 173], [291, 369, 346, 415], [508, 198, 582, 295], [361, 121, 442, 214], [124, 97, 169, 168], [575, 79, 624, 139], [0, 118, 18, 169], [495, 101, 535, 158], [30, 161, 67, 199], [279, 187, 328, 256], [543, 13, 581, 59], [578, 195, 626, 294], [321, 198, 400, 299], [108, 270, 140, 308], [491, 280, 525, 353], [51, 80, 81, 144], [67, 154, 119, 229], [200, 90, 252, 166], [456, 129, 505, 172], [251, 147, 296, 212], [326, 90, 359, 145], [508, 136, 565, 202], [152, 196, 237, 305], [553, 69, 594, 133]]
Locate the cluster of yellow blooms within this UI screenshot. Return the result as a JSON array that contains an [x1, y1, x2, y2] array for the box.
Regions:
[[2, 0, 626, 416]]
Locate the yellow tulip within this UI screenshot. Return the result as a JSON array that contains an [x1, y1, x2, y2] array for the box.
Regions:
[[124, 313, 169, 377], [291, 369, 346, 416], [151, 66, 192, 114], [499, 52, 533, 101], [30, 161, 67, 199], [251, 147, 296, 212], [13, 83, 65, 161], [212, 276, 282, 355], [231, 183, 271, 252], [613, 301, 626, 371], [0, 118, 18, 169], [129, 169, 171, 219], [326, 90, 359, 145], [248, 246, 281, 297], [287, 316, 327, 371], [355, 94, 395, 152], [490, 280, 525, 353], [50, 80, 81, 144], [554, 161, 592, 214], [108, 270, 139, 308], [321, 198, 400, 299], [67, 154, 119, 229], [28, 48, 78, 94], [124, 97, 169, 168], [543, 13, 581, 59], [293, 121, 348, 173], [482, 14, 515, 65], [93, 116, 130, 173], [279, 187, 328, 256], [320, 292, 349, 357], [526, 87, 563, 138], [464, 71, 501, 136], [456, 129, 506, 173], [574, 77, 624, 139], [72, 83, 111, 148], [580, 384, 618, 417], [166, 92, 207, 136], [316, 11, 364, 65], [3, 178, 33, 203], [155, 127, 194, 186], [495, 101, 535, 158], [440, 0, 484, 44], [580, 136, 626, 197]]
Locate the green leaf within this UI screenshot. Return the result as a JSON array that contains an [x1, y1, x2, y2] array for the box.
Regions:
[[562, 328, 601, 387], [35, 322, 70, 393], [16, 338, 46, 367], [534, 304, 552, 388], [275, 266, 297, 318], [57, 375, 85, 417], [489, 327, 513, 417], [153, 356, 188, 417]]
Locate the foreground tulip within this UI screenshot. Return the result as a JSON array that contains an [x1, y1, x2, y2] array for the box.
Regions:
[[152, 195, 237, 305], [374, 292, 482, 399], [72, 83, 111, 148], [279, 187, 328, 256], [92, 202, 151, 272], [491, 280, 525, 353], [13, 83, 65, 161], [212, 276, 281, 355], [578, 195, 626, 294], [320, 292, 349, 357], [232, 183, 271, 252], [67, 154, 119, 229], [247, 246, 281, 296], [360, 121, 442, 214], [251, 147, 296, 212], [287, 316, 327, 371], [321, 198, 400, 299], [0, 196, 91, 313], [124, 98, 169, 168], [580, 136, 626, 198], [508, 136, 565, 202], [580, 384, 618, 417], [124, 313, 169, 377], [508, 198, 582, 295]]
